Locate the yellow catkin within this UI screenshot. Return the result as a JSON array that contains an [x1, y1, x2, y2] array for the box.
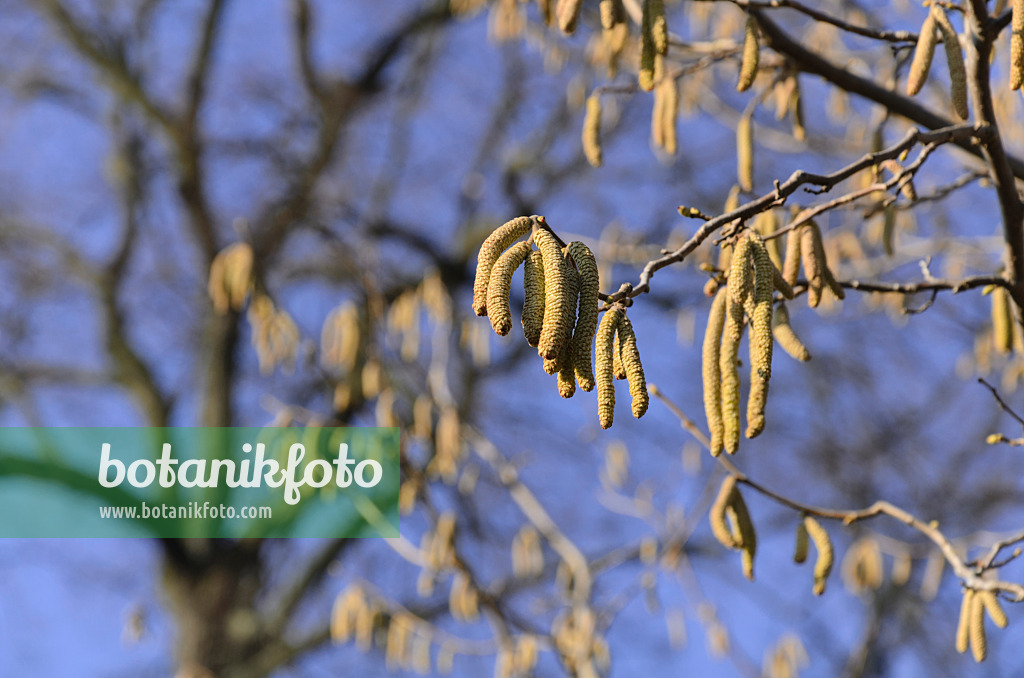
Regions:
[[703, 290, 728, 456], [803, 516, 833, 596], [970, 588, 988, 662], [882, 203, 897, 257], [737, 113, 754, 192], [790, 77, 806, 141], [639, 0, 656, 90], [658, 76, 679, 154], [754, 210, 782, 267], [745, 234, 773, 439], [906, 12, 938, 96], [568, 241, 600, 391], [534, 226, 572, 363], [612, 329, 627, 379], [978, 590, 1009, 629], [1012, 0, 1024, 89], [730, 487, 757, 581], [932, 7, 968, 120], [617, 314, 649, 418], [992, 286, 1014, 354], [557, 264, 580, 398], [473, 216, 533, 316], [772, 302, 811, 361], [728, 234, 754, 312], [650, 0, 668, 54], [208, 242, 254, 313], [487, 241, 532, 336], [956, 589, 974, 654], [652, 78, 666, 150], [583, 94, 603, 168], [522, 250, 545, 347], [710, 476, 741, 549], [800, 224, 823, 308], [596, 306, 623, 429], [772, 265, 794, 299], [720, 295, 744, 454], [793, 520, 809, 563], [556, 0, 583, 34], [599, 0, 625, 29], [782, 225, 802, 287], [737, 14, 759, 92]]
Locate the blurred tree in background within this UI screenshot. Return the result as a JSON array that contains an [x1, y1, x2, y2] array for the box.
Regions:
[[2, 0, 1024, 676]]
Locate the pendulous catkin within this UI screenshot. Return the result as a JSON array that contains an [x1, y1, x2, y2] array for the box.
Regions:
[[613, 332, 627, 380], [487, 241, 533, 336], [803, 515, 833, 596], [599, 0, 625, 29], [556, 0, 584, 34], [474, 216, 533, 316], [568, 241, 600, 391], [616, 314, 649, 418], [596, 306, 623, 429], [1013, 0, 1024, 90], [730, 487, 757, 581], [583, 94, 603, 168], [639, 0, 657, 91], [534, 226, 572, 364], [800, 221, 845, 308], [557, 264, 581, 397], [956, 589, 974, 654], [991, 286, 1014, 354], [782, 225, 802, 287], [737, 14, 760, 92], [710, 476, 742, 548], [906, 12, 938, 96], [737, 113, 754, 192], [522, 250, 545, 347], [745, 234, 774, 439], [772, 302, 811, 361], [703, 289, 728, 456], [931, 6, 968, 120], [979, 590, 1009, 629], [648, 0, 668, 55], [720, 295, 744, 454], [970, 587, 988, 662], [793, 519, 809, 564]]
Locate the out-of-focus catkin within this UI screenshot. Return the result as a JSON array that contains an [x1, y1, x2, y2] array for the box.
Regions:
[[568, 241, 600, 391], [487, 241, 532, 336], [703, 290, 728, 456], [647, 0, 668, 55], [731, 487, 757, 581], [907, 12, 938, 96], [639, 0, 657, 91], [737, 15, 759, 92], [474, 216, 533, 316], [617, 314, 649, 418], [556, 0, 583, 34], [979, 590, 1008, 629], [932, 7, 968, 120], [596, 306, 623, 429], [710, 476, 741, 549], [782, 225, 802, 287], [793, 519, 809, 563], [772, 302, 811, 361], [803, 515, 833, 596], [970, 588, 988, 662], [534, 226, 572, 363], [599, 0, 625, 29], [956, 589, 973, 654], [737, 113, 754, 192], [522, 250, 545, 347], [1012, 0, 1024, 89], [209, 242, 254, 314], [583, 94, 603, 168], [991, 286, 1014, 354]]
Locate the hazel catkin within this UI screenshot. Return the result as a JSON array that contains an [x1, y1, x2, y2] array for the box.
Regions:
[[534, 226, 572, 364], [720, 295, 744, 454], [568, 241, 600, 391], [487, 241, 532, 336], [956, 589, 974, 654], [931, 6, 968, 120], [703, 289, 728, 456], [1012, 0, 1024, 90], [583, 94, 603, 168], [522, 250, 546, 347], [772, 302, 811, 361], [803, 515, 833, 596], [596, 306, 623, 429], [474, 216, 533, 316], [710, 476, 741, 549], [906, 12, 938, 96], [737, 14, 760, 92], [616, 314, 649, 419]]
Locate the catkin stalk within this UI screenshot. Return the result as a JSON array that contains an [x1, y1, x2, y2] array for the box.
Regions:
[[474, 216, 533, 316], [737, 14, 760, 92], [737, 113, 754, 192], [522, 250, 545, 347], [596, 307, 623, 429], [906, 12, 938, 96], [617, 314, 649, 418], [932, 7, 968, 120], [583, 94, 603, 168], [568, 242, 600, 391], [703, 290, 728, 456], [487, 242, 532, 336], [1012, 0, 1024, 89]]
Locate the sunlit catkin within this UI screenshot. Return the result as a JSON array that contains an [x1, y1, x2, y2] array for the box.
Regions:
[[617, 314, 649, 418], [487, 241, 532, 336], [583, 94, 603, 168], [737, 14, 759, 92], [956, 589, 974, 653], [703, 290, 728, 456], [534, 226, 572, 363], [599, 0, 625, 29], [568, 241, 600, 391], [772, 302, 810, 361], [720, 296, 744, 454], [710, 476, 741, 549], [932, 7, 968, 120], [639, 0, 656, 90], [991, 286, 1014, 354], [596, 306, 623, 429], [793, 519, 809, 563], [737, 113, 754, 191], [473, 216, 533, 316], [782, 225, 802, 287], [1012, 0, 1024, 89], [979, 590, 1009, 629], [970, 588, 988, 662], [556, 0, 584, 34], [613, 328, 627, 379], [906, 12, 937, 96], [657, 76, 679, 154], [522, 249, 545, 347], [745, 235, 774, 439], [557, 264, 580, 396], [803, 516, 833, 596]]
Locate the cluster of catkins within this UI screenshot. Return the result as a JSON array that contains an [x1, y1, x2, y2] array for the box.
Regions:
[[473, 215, 647, 428]]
